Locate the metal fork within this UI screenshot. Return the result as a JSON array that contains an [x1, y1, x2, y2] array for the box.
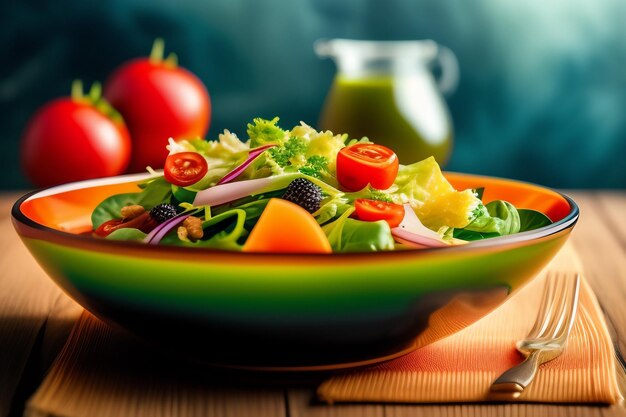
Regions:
[[489, 271, 581, 400]]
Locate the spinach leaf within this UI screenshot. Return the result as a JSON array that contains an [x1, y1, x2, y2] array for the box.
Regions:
[[134, 177, 174, 208], [91, 177, 172, 228], [518, 209, 553, 232], [452, 229, 499, 241]]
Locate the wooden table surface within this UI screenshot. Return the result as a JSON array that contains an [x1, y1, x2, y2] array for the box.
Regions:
[[1, 190, 625, 417]]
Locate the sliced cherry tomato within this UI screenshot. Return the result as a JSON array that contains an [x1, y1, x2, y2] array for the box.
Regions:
[[336, 143, 399, 191], [354, 199, 405, 228], [164, 152, 208, 187]]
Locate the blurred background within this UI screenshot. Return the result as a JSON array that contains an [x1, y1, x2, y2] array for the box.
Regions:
[[2, 0, 625, 189]]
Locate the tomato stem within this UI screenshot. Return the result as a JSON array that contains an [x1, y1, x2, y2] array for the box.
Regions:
[[70, 79, 124, 125], [150, 38, 165, 63], [165, 52, 178, 68], [88, 82, 102, 102], [71, 79, 84, 101]]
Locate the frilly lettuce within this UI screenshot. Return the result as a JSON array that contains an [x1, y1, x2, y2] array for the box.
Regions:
[[291, 122, 347, 173], [244, 119, 346, 185], [247, 117, 288, 147], [389, 157, 481, 231]]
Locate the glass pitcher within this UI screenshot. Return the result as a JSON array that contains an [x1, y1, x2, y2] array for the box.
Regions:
[[315, 39, 459, 166]]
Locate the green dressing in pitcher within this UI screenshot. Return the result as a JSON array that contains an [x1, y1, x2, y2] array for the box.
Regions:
[[316, 39, 458, 166]]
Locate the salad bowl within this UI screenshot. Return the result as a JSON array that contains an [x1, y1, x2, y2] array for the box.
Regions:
[[12, 172, 577, 370]]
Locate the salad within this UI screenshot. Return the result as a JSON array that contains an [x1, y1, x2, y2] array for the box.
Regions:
[[91, 117, 553, 253]]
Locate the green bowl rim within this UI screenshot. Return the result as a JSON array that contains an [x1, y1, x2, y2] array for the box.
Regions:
[[11, 172, 579, 259]]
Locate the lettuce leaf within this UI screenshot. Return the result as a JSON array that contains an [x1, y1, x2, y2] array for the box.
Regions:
[[389, 157, 480, 230], [465, 200, 521, 235], [453, 200, 522, 240], [322, 208, 395, 252], [247, 117, 288, 147], [291, 122, 346, 174]]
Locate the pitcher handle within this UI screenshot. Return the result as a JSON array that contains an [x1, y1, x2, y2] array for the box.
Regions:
[[434, 45, 459, 96]]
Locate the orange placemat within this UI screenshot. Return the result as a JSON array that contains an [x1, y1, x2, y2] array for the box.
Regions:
[[318, 243, 624, 404]]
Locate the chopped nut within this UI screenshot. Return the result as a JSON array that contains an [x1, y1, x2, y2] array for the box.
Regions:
[[177, 226, 189, 241], [121, 205, 145, 220], [182, 216, 204, 241]]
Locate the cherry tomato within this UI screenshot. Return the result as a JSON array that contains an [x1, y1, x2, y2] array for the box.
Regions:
[[104, 40, 211, 172], [21, 95, 131, 188], [336, 143, 399, 191], [164, 152, 208, 187], [354, 199, 405, 228]]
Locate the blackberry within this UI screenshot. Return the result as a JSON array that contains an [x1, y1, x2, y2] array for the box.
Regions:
[[149, 204, 179, 223], [282, 178, 323, 213]]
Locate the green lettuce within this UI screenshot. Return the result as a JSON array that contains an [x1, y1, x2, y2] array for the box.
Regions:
[[465, 200, 521, 235], [247, 117, 288, 147], [322, 208, 395, 252], [388, 157, 480, 230], [452, 198, 553, 241], [453, 200, 521, 240], [245, 119, 345, 186]]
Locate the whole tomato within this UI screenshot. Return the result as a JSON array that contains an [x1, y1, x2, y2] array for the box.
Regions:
[[21, 82, 131, 188], [104, 39, 211, 173]]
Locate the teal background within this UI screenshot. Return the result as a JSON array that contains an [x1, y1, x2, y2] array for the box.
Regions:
[[2, 0, 625, 189]]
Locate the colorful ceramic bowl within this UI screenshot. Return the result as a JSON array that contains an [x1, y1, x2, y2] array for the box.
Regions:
[[12, 172, 578, 371]]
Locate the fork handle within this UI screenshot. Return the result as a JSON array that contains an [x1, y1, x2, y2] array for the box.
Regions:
[[489, 351, 542, 398]]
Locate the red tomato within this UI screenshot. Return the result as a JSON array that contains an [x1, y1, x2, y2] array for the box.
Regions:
[[164, 152, 208, 187], [104, 43, 211, 172], [336, 143, 399, 191], [21, 98, 131, 187], [354, 199, 405, 228]]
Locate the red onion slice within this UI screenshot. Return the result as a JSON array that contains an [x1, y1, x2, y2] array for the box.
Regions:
[[193, 176, 287, 207], [144, 209, 200, 245], [216, 144, 276, 185]]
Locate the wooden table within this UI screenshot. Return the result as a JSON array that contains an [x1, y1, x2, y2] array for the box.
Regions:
[[1, 191, 625, 417]]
